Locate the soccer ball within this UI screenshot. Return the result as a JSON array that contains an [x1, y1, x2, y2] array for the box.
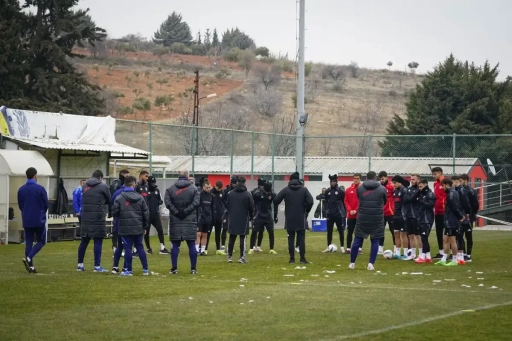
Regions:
[[383, 250, 393, 259], [328, 244, 338, 252]]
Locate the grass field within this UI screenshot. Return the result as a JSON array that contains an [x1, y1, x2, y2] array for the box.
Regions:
[[1, 230, 511, 341]]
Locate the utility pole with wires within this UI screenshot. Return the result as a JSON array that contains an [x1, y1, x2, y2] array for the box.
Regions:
[[193, 69, 200, 155], [296, 0, 306, 179]]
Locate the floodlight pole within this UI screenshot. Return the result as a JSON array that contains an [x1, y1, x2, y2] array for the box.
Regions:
[[296, 0, 306, 179], [193, 70, 200, 156]]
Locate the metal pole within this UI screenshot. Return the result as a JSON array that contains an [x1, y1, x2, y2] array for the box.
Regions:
[[230, 129, 235, 177], [191, 126, 195, 175], [271, 133, 275, 184], [368, 134, 373, 172], [295, 0, 306, 178], [193, 70, 200, 156], [452, 133, 456, 174], [251, 131, 255, 180], [148, 122, 153, 174]]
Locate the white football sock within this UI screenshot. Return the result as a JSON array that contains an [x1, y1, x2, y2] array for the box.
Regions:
[[195, 245, 199, 252], [78, 263, 83, 267], [419, 248, 422, 255], [420, 253, 425, 259], [426, 252, 431, 259], [411, 248, 416, 257], [200, 245, 205, 253], [441, 254, 447, 262], [378, 245, 383, 253], [160, 243, 165, 251]]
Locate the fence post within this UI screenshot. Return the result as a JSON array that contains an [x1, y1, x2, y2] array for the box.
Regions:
[[148, 122, 153, 174], [271, 133, 275, 184], [452, 133, 456, 174], [367, 134, 373, 172], [230, 129, 235, 177], [191, 125, 195, 176], [251, 131, 255, 181]]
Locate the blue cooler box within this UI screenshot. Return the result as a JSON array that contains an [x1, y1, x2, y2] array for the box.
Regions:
[[311, 219, 327, 232]]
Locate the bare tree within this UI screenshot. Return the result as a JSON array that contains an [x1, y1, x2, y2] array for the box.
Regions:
[[172, 100, 251, 156], [323, 64, 346, 82], [305, 75, 321, 101], [319, 138, 333, 156], [254, 64, 282, 90], [239, 50, 255, 77], [353, 101, 383, 156], [249, 86, 283, 117], [266, 114, 296, 156]]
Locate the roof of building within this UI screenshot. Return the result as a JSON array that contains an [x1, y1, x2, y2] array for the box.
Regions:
[[110, 155, 481, 176], [1, 106, 149, 156], [0, 150, 54, 176]]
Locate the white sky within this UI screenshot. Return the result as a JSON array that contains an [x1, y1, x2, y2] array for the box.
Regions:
[[77, 0, 512, 79]]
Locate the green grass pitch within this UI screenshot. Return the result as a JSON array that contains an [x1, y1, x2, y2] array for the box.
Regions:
[[1, 230, 511, 340]]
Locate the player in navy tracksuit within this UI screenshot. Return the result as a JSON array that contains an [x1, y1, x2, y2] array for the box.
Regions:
[[111, 184, 127, 274], [18, 167, 49, 273], [72, 179, 86, 230]]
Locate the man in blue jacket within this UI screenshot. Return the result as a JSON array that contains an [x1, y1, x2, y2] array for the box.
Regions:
[[18, 167, 49, 273], [72, 179, 86, 233]]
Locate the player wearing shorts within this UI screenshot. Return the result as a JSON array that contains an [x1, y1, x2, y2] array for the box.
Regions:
[[415, 179, 436, 263], [379, 171, 395, 255], [432, 167, 447, 259], [195, 180, 216, 256], [452, 175, 471, 265], [402, 173, 422, 260], [249, 182, 278, 254], [436, 178, 464, 266], [461, 173, 479, 262], [391, 175, 407, 259]]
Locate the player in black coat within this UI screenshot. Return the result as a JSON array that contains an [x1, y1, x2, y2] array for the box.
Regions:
[[249, 182, 278, 254], [323, 174, 346, 252], [145, 176, 169, 255], [415, 179, 436, 263], [195, 180, 217, 256], [275, 172, 314, 264], [460, 173, 478, 261], [210, 181, 227, 254], [226, 177, 254, 263]]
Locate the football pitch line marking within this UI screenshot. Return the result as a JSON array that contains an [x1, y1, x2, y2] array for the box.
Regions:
[[327, 300, 512, 340], [211, 279, 511, 295]]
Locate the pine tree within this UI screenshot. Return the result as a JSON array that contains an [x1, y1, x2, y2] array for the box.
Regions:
[[153, 12, 192, 46], [1, 0, 107, 115], [196, 30, 202, 45], [212, 28, 219, 47], [204, 29, 211, 50], [379, 54, 512, 161]]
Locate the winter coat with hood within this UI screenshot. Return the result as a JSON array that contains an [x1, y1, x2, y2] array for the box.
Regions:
[[324, 184, 346, 218], [403, 184, 421, 219], [274, 179, 314, 231], [112, 187, 150, 236], [198, 190, 217, 225], [344, 183, 360, 219], [226, 184, 254, 235], [355, 180, 387, 239], [80, 177, 111, 238], [210, 187, 226, 222], [418, 186, 436, 225], [164, 178, 200, 241], [147, 183, 163, 217], [464, 184, 480, 219]]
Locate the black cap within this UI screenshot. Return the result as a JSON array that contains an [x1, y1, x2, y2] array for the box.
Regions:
[[290, 172, 300, 180], [230, 176, 238, 184], [328, 174, 338, 182], [257, 178, 266, 186], [263, 182, 272, 192], [148, 176, 156, 184]]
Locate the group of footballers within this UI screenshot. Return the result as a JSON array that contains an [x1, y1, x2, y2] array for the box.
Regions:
[[313, 167, 478, 266]]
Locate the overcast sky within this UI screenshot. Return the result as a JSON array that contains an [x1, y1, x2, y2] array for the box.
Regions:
[[77, 0, 512, 79]]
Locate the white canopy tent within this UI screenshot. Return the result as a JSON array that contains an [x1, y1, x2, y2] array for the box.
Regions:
[[0, 150, 54, 244]]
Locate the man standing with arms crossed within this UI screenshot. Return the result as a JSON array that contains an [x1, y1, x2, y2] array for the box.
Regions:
[[211, 180, 227, 255], [19, 167, 49, 273], [344, 173, 363, 254], [275, 172, 314, 264], [322, 174, 346, 253], [432, 167, 447, 259], [249, 182, 278, 254], [402, 173, 422, 260], [226, 177, 254, 263]]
